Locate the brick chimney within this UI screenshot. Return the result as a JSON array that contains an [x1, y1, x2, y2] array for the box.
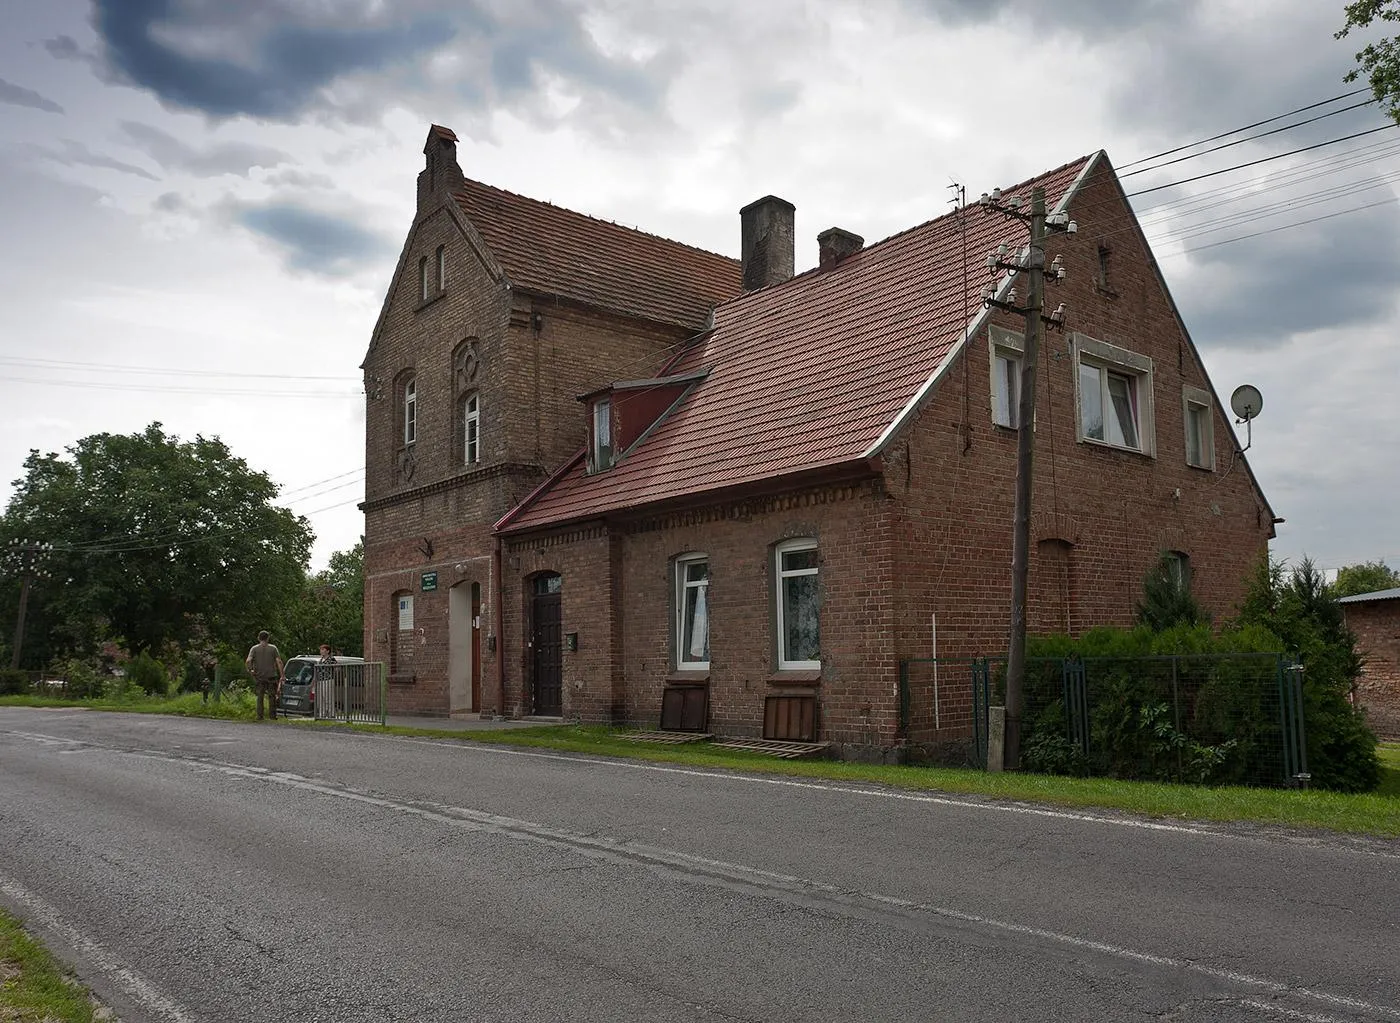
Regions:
[[740, 195, 796, 292], [817, 227, 864, 270], [417, 124, 465, 214]]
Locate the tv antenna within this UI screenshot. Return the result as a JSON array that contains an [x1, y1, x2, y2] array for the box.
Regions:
[[1230, 384, 1263, 452]]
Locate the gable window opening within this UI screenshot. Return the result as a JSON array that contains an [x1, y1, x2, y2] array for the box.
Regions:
[[989, 327, 1024, 429], [436, 245, 447, 292], [1080, 361, 1139, 449], [590, 398, 613, 472], [775, 539, 820, 670], [1165, 550, 1191, 594], [463, 392, 480, 465], [676, 555, 710, 670], [1183, 385, 1214, 470], [403, 377, 417, 445], [418, 257, 429, 302]]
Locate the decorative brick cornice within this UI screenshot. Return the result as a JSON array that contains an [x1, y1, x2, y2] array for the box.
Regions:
[[626, 481, 872, 535], [361, 462, 543, 513], [504, 523, 608, 553]]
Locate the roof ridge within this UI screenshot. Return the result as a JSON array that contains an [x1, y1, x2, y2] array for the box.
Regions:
[[457, 177, 740, 266]]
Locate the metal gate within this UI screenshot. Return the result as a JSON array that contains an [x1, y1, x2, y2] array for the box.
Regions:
[[314, 662, 388, 725]]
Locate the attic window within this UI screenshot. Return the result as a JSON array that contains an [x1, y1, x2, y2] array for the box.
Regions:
[[437, 245, 447, 292], [419, 257, 430, 302], [589, 398, 613, 472]]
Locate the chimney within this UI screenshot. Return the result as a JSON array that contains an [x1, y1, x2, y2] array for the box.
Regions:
[[417, 124, 465, 213], [817, 227, 864, 270], [739, 195, 796, 292]]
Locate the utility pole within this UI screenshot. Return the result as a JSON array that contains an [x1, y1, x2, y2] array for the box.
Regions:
[[979, 186, 1075, 770], [4, 539, 53, 671]]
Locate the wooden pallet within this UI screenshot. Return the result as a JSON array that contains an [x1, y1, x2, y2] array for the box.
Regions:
[[710, 738, 830, 759], [623, 730, 714, 744]]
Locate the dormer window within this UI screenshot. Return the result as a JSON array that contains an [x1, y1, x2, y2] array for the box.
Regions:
[[590, 398, 613, 472]]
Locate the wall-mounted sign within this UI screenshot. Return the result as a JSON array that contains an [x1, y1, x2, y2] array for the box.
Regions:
[[398, 595, 414, 631], [421, 571, 438, 592]]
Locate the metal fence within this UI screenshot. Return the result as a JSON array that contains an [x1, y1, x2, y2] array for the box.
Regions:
[[314, 662, 388, 726], [900, 654, 1307, 788]]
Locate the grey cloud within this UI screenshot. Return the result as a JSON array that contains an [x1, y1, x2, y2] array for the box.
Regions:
[[233, 200, 390, 276], [1173, 201, 1400, 349], [153, 191, 187, 213], [120, 121, 291, 177], [0, 77, 65, 114], [88, 0, 674, 132], [263, 168, 337, 190], [903, 0, 1196, 35], [26, 139, 159, 181]]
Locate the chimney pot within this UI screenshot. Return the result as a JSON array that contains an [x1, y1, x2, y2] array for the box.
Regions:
[[417, 124, 465, 214], [817, 227, 864, 270], [739, 195, 796, 292]]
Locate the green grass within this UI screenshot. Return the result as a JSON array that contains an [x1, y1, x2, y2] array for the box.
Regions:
[[0, 908, 101, 1022], [6, 694, 1400, 839], [0, 690, 260, 721]]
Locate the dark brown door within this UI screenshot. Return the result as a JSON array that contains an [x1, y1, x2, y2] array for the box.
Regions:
[[530, 574, 562, 716], [470, 583, 482, 712]]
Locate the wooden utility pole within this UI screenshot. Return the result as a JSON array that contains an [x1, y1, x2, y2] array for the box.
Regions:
[[979, 186, 1073, 770], [5, 540, 52, 671], [10, 573, 31, 671]]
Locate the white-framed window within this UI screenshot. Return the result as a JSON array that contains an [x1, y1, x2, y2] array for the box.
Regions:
[[775, 538, 820, 670], [675, 554, 710, 670], [1073, 334, 1154, 455], [989, 325, 1023, 428], [590, 398, 613, 472], [436, 245, 447, 292], [1182, 384, 1214, 470], [463, 391, 479, 464], [403, 377, 417, 445], [418, 257, 429, 302], [1165, 550, 1191, 593]]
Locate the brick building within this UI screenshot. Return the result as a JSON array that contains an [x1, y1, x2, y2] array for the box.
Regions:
[[1338, 588, 1400, 739], [361, 125, 1275, 754]]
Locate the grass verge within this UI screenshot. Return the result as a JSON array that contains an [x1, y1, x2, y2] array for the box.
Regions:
[[0, 908, 102, 1022], [5, 696, 1399, 839], [0, 692, 258, 721]]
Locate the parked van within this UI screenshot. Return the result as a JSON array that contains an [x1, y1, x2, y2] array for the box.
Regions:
[[277, 655, 366, 718]]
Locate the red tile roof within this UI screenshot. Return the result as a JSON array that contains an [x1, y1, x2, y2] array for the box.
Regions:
[[499, 154, 1098, 533], [454, 180, 741, 330]]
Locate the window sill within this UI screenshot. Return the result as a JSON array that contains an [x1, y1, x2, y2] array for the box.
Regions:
[[388, 673, 417, 685], [1077, 436, 1154, 459], [666, 671, 710, 685], [768, 669, 821, 685], [415, 291, 446, 312], [1185, 461, 1215, 473]]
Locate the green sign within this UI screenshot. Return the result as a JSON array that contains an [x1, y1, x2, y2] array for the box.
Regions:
[[421, 571, 438, 592]]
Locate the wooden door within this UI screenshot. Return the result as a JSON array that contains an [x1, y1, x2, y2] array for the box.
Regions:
[[530, 574, 562, 716]]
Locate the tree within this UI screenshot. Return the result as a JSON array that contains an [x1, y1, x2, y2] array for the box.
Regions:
[[277, 540, 364, 658], [1135, 552, 1205, 632], [1337, 1, 1400, 124], [0, 424, 312, 665], [1331, 559, 1400, 598]]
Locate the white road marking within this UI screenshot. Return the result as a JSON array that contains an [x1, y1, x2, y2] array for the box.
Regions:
[[0, 878, 198, 1023]]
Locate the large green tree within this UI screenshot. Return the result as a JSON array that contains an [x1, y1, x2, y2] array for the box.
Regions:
[[277, 540, 364, 658], [0, 424, 312, 665], [1331, 559, 1400, 598], [1338, 1, 1400, 122]]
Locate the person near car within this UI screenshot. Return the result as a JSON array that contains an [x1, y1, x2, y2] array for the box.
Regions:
[[245, 631, 284, 721], [318, 643, 336, 665]]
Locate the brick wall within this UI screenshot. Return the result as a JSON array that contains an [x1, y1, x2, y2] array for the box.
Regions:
[[361, 188, 693, 716], [1343, 600, 1400, 738]]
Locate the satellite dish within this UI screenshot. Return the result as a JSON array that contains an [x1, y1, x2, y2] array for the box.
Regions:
[[1230, 384, 1263, 422]]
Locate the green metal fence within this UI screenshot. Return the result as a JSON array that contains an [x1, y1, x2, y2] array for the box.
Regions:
[[900, 653, 1307, 788]]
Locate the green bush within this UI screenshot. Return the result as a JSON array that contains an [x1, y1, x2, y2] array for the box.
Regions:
[[0, 668, 29, 695], [57, 658, 101, 699], [125, 652, 168, 696]]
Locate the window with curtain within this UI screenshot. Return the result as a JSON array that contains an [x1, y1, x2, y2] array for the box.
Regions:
[[775, 539, 819, 669], [675, 555, 710, 669]]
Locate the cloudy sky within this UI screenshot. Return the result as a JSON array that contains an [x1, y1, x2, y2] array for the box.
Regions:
[[1, 0, 1396, 574]]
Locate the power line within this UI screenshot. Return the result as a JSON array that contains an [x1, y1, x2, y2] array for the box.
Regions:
[[0, 355, 359, 382], [1175, 196, 1399, 254], [1118, 88, 1372, 170], [1120, 99, 1377, 178]]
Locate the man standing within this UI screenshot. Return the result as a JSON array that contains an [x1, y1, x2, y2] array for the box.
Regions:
[[245, 631, 284, 721]]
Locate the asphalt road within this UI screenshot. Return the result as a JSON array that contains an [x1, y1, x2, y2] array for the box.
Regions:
[[1, 707, 1397, 1023]]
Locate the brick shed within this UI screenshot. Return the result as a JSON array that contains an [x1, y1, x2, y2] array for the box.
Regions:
[[361, 126, 1276, 756], [1339, 588, 1400, 739]]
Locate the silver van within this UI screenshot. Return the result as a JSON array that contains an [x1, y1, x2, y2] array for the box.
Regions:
[[277, 655, 366, 717]]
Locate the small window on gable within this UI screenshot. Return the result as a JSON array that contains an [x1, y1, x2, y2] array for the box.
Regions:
[[589, 398, 613, 472], [1182, 384, 1214, 470], [1073, 334, 1154, 456], [418, 257, 429, 302], [436, 245, 447, 293], [989, 325, 1023, 429], [463, 391, 480, 465], [403, 377, 417, 446], [675, 554, 710, 670]]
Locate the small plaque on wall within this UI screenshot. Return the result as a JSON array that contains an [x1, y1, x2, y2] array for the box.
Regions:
[[421, 571, 438, 592]]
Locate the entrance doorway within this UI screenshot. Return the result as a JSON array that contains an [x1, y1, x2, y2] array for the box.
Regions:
[[448, 581, 481, 713], [530, 573, 562, 716]]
